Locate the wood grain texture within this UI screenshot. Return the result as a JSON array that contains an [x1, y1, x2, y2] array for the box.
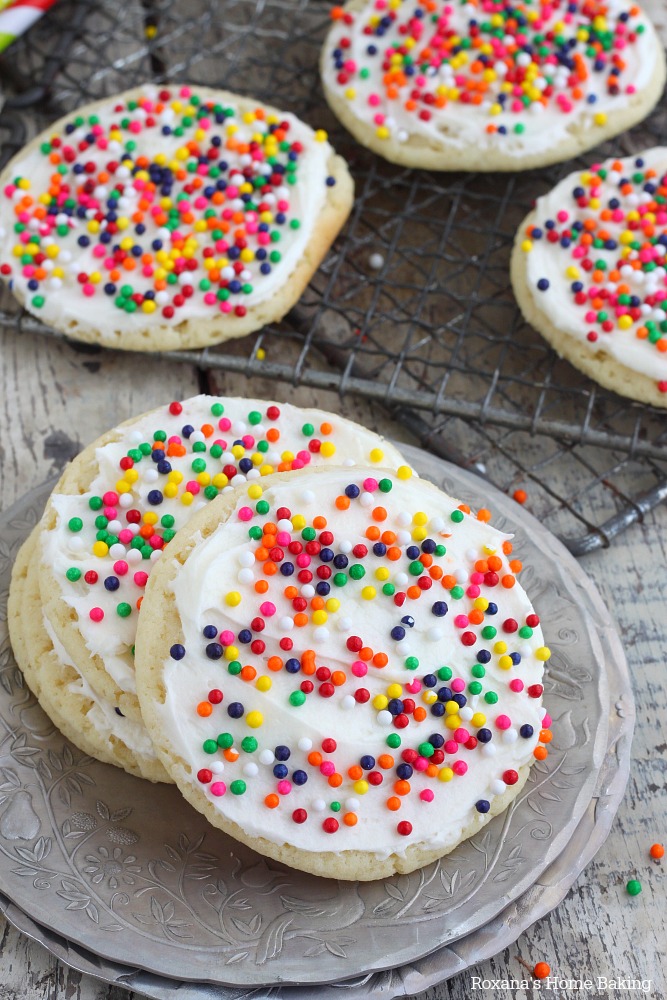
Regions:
[[0, 332, 665, 999]]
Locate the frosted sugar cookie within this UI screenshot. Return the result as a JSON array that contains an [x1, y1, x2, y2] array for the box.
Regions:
[[512, 148, 667, 405], [38, 396, 412, 724], [134, 465, 552, 880], [8, 530, 170, 782], [0, 84, 353, 350], [320, 0, 666, 171]]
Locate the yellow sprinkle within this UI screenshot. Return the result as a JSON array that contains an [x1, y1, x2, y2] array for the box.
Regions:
[[212, 473, 228, 488], [376, 126, 390, 140], [312, 610, 328, 625], [471, 712, 486, 728], [225, 592, 241, 607], [474, 597, 489, 612], [498, 655, 513, 670], [373, 694, 388, 710], [618, 315, 633, 330], [493, 641, 508, 655], [256, 676, 272, 692], [320, 442, 336, 458], [325, 598, 340, 613], [369, 448, 384, 463], [145, 24, 157, 38], [115, 480, 131, 494], [438, 767, 454, 782], [353, 780, 369, 795], [197, 472, 211, 486], [412, 527, 427, 541], [247, 484, 263, 499], [168, 470, 184, 484], [412, 511, 428, 526], [281, 451, 295, 463], [246, 711, 263, 728], [422, 690, 438, 705], [535, 646, 551, 661], [142, 300, 157, 313], [255, 348, 266, 361], [314, 129, 328, 142], [375, 566, 390, 581], [292, 514, 306, 530], [163, 483, 178, 498], [259, 464, 274, 476], [397, 465, 412, 480], [521, 239, 533, 252], [92, 540, 109, 558], [181, 491, 194, 506], [123, 468, 139, 484], [445, 700, 460, 716], [387, 683, 403, 699], [361, 586, 377, 600], [143, 511, 158, 525]]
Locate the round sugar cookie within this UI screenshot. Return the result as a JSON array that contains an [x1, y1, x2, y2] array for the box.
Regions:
[[39, 396, 413, 725], [8, 530, 170, 782], [0, 83, 353, 351], [320, 0, 666, 172], [512, 148, 667, 406], [134, 465, 551, 881]]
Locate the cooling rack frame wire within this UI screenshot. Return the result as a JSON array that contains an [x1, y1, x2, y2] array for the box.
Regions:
[[1, 0, 667, 555]]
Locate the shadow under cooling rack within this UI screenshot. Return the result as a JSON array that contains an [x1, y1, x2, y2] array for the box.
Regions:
[[1, 0, 667, 554]]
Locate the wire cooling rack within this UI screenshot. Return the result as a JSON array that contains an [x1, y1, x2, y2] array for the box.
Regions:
[[1, 0, 667, 554]]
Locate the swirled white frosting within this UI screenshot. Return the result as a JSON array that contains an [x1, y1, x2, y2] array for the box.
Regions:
[[152, 468, 548, 861]]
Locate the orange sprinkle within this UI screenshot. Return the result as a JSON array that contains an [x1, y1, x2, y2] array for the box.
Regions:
[[254, 580, 269, 594], [224, 748, 239, 762], [372, 506, 387, 521], [501, 575, 516, 589], [240, 665, 256, 682], [378, 754, 394, 769], [313, 515, 327, 529], [394, 780, 411, 796], [348, 765, 363, 780], [293, 612, 308, 627], [196, 701, 212, 717], [336, 495, 350, 510], [386, 796, 401, 811], [534, 746, 548, 761], [265, 793, 280, 808], [343, 812, 358, 826], [366, 525, 381, 541], [328, 773, 343, 787], [308, 751, 323, 766], [267, 656, 283, 672]]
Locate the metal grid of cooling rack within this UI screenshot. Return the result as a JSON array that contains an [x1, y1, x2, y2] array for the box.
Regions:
[[1, 0, 667, 554]]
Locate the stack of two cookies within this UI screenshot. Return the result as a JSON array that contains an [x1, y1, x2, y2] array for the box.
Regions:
[[9, 395, 552, 880]]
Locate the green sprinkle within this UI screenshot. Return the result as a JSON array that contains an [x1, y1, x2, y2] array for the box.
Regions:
[[230, 780, 246, 795], [484, 691, 499, 705], [378, 478, 392, 493], [211, 403, 224, 417], [481, 625, 497, 640], [386, 733, 401, 748], [289, 690, 306, 706], [241, 736, 258, 753], [437, 666, 453, 681], [228, 661, 242, 675], [349, 564, 365, 580], [330, 801, 341, 812], [116, 603, 132, 618], [66, 567, 82, 582], [68, 518, 83, 532], [405, 656, 419, 671], [217, 733, 234, 749], [256, 500, 270, 515], [450, 509, 464, 523], [203, 739, 218, 754]]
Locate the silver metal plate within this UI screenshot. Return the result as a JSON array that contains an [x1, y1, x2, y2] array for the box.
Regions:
[[0, 444, 630, 989]]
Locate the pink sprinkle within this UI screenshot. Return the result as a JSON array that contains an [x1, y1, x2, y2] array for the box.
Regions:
[[203, 292, 217, 306], [556, 210, 569, 223], [260, 602, 276, 617], [368, 94, 381, 106], [420, 789, 434, 802], [218, 417, 231, 431], [297, 450, 310, 464], [509, 679, 524, 692], [542, 712, 552, 728], [452, 760, 468, 776], [451, 678, 465, 693], [495, 714, 512, 730], [466, 585, 480, 598], [454, 728, 469, 743], [296, 553, 311, 568], [103, 506, 117, 519], [238, 507, 253, 521], [242, 435, 255, 448], [362, 477, 378, 491], [118, 529, 133, 544], [220, 630, 235, 646], [113, 560, 128, 576], [320, 761, 335, 777], [210, 782, 226, 796], [103, 492, 118, 505], [469, 572, 484, 585], [444, 740, 458, 754], [220, 301, 232, 313], [276, 531, 291, 546], [89, 608, 104, 622], [454, 614, 469, 628], [277, 780, 292, 795], [134, 571, 148, 587], [352, 660, 367, 677], [186, 481, 201, 495], [405, 680, 421, 693], [413, 756, 429, 771]]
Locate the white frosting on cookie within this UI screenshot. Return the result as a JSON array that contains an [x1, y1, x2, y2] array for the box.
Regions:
[[40, 396, 411, 696], [522, 147, 667, 382], [0, 84, 333, 337], [41, 612, 159, 759], [322, 0, 659, 158], [150, 469, 549, 862]]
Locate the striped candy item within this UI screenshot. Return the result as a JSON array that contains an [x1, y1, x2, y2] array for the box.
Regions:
[[0, 0, 57, 53]]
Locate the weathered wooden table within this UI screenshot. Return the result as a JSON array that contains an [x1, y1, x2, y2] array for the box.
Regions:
[[0, 323, 665, 1000]]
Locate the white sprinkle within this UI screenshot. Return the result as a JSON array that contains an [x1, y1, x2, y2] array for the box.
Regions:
[[237, 569, 254, 585], [377, 710, 393, 726], [259, 750, 275, 766], [481, 743, 497, 757], [490, 779, 506, 796], [210, 761, 225, 774], [369, 252, 385, 270], [239, 551, 255, 568], [341, 695, 356, 710], [312, 798, 326, 812], [502, 728, 518, 744], [427, 627, 443, 642], [298, 736, 313, 752], [243, 763, 259, 778]]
